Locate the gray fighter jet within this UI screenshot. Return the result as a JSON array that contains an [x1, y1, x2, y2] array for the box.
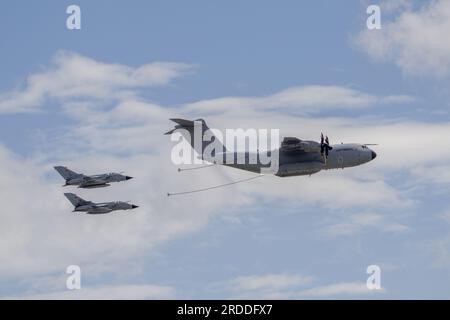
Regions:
[[54, 166, 133, 188], [165, 118, 377, 177], [64, 193, 139, 214]]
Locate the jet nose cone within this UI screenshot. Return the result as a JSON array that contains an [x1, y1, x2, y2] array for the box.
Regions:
[[371, 151, 377, 160], [131, 205, 139, 209], [126, 176, 133, 180]]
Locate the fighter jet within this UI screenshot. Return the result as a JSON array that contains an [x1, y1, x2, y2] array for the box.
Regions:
[[165, 118, 377, 177], [64, 193, 139, 214], [54, 166, 133, 188]]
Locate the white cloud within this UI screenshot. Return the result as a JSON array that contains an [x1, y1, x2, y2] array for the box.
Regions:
[[410, 165, 450, 186], [427, 214, 450, 269], [427, 235, 450, 269], [321, 212, 409, 238], [219, 274, 384, 299], [356, 0, 450, 76], [0, 51, 193, 113], [0, 143, 250, 280], [184, 85, 413, 115], [216, 273, 313, 299], [228, 273, 313, 292], [0, 51, 446, 298], [4, 284, 175, 300], [0, 64, 426, 286], [380, 0, 413, 14], [441, 212, 450, 224], [240, 171, 412, 210], [299, 282, 385, 297]]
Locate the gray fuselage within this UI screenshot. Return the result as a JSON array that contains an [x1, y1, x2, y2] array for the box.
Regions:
[[74, 201, 138, 214], [222, 143, 377, 177], [65, 173, 133, 188]]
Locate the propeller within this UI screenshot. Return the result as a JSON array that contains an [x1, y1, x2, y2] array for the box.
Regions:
[[320, 133, 333, 159]]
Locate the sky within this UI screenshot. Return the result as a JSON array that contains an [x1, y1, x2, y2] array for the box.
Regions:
[[1, 0, 450, 299]]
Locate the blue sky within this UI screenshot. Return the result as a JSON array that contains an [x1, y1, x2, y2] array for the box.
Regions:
[[1, 0, 450, 299]]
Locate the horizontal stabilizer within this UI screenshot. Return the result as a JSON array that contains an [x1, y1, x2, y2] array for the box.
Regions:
[[164, 118, 206, 135], [170, 118, 198, 127]]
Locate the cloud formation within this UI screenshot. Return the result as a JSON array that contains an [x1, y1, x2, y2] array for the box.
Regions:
[[0, 50, 447, 298], [220, 273, 383, 299], [184, 85, 413, 115], [227, 273, 314, 292], [4, 284, 175, 300], [356, 0, 450, 76], [320, 212, 409, 238], [0, 51, 193, 113], [298, 282, 384, 297]]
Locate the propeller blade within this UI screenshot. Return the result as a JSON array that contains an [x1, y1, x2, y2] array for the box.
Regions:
[[320, 134, 332, 159], [320, 133, 325, 154]]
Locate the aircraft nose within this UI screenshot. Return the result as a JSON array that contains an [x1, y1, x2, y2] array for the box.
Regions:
[[132, 205, 139, 209], [371, 151, 377, 160], [126, 176, 133, 180]]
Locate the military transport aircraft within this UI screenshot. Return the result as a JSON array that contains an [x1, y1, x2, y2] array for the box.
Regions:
[[64, 193, 139, 214], [54, 166, 133, 188], [165, 118, 377, 177]]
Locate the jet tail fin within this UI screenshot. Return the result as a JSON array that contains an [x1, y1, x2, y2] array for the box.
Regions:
[[54, 166, 82, 181], [64, 193, 91, 208]]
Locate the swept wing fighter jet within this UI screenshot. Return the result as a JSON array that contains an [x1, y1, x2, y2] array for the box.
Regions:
[[165, 118, 377, 177], [64, 193, 139, 214], [54, 166, 133, 188]]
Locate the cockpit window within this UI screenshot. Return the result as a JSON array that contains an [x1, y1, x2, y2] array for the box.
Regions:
[[336, 148, 353, 152]]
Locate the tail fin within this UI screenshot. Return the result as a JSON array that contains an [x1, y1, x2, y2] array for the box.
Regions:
[[165, 118, 226, 159], [54, 166, 82, 181], [64, 193, 91, 207]]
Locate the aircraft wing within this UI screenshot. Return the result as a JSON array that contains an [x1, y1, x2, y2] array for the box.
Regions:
[[79, 177, 108, 188], [86, 203, 113, 214], [280, 137, 321, 154]]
